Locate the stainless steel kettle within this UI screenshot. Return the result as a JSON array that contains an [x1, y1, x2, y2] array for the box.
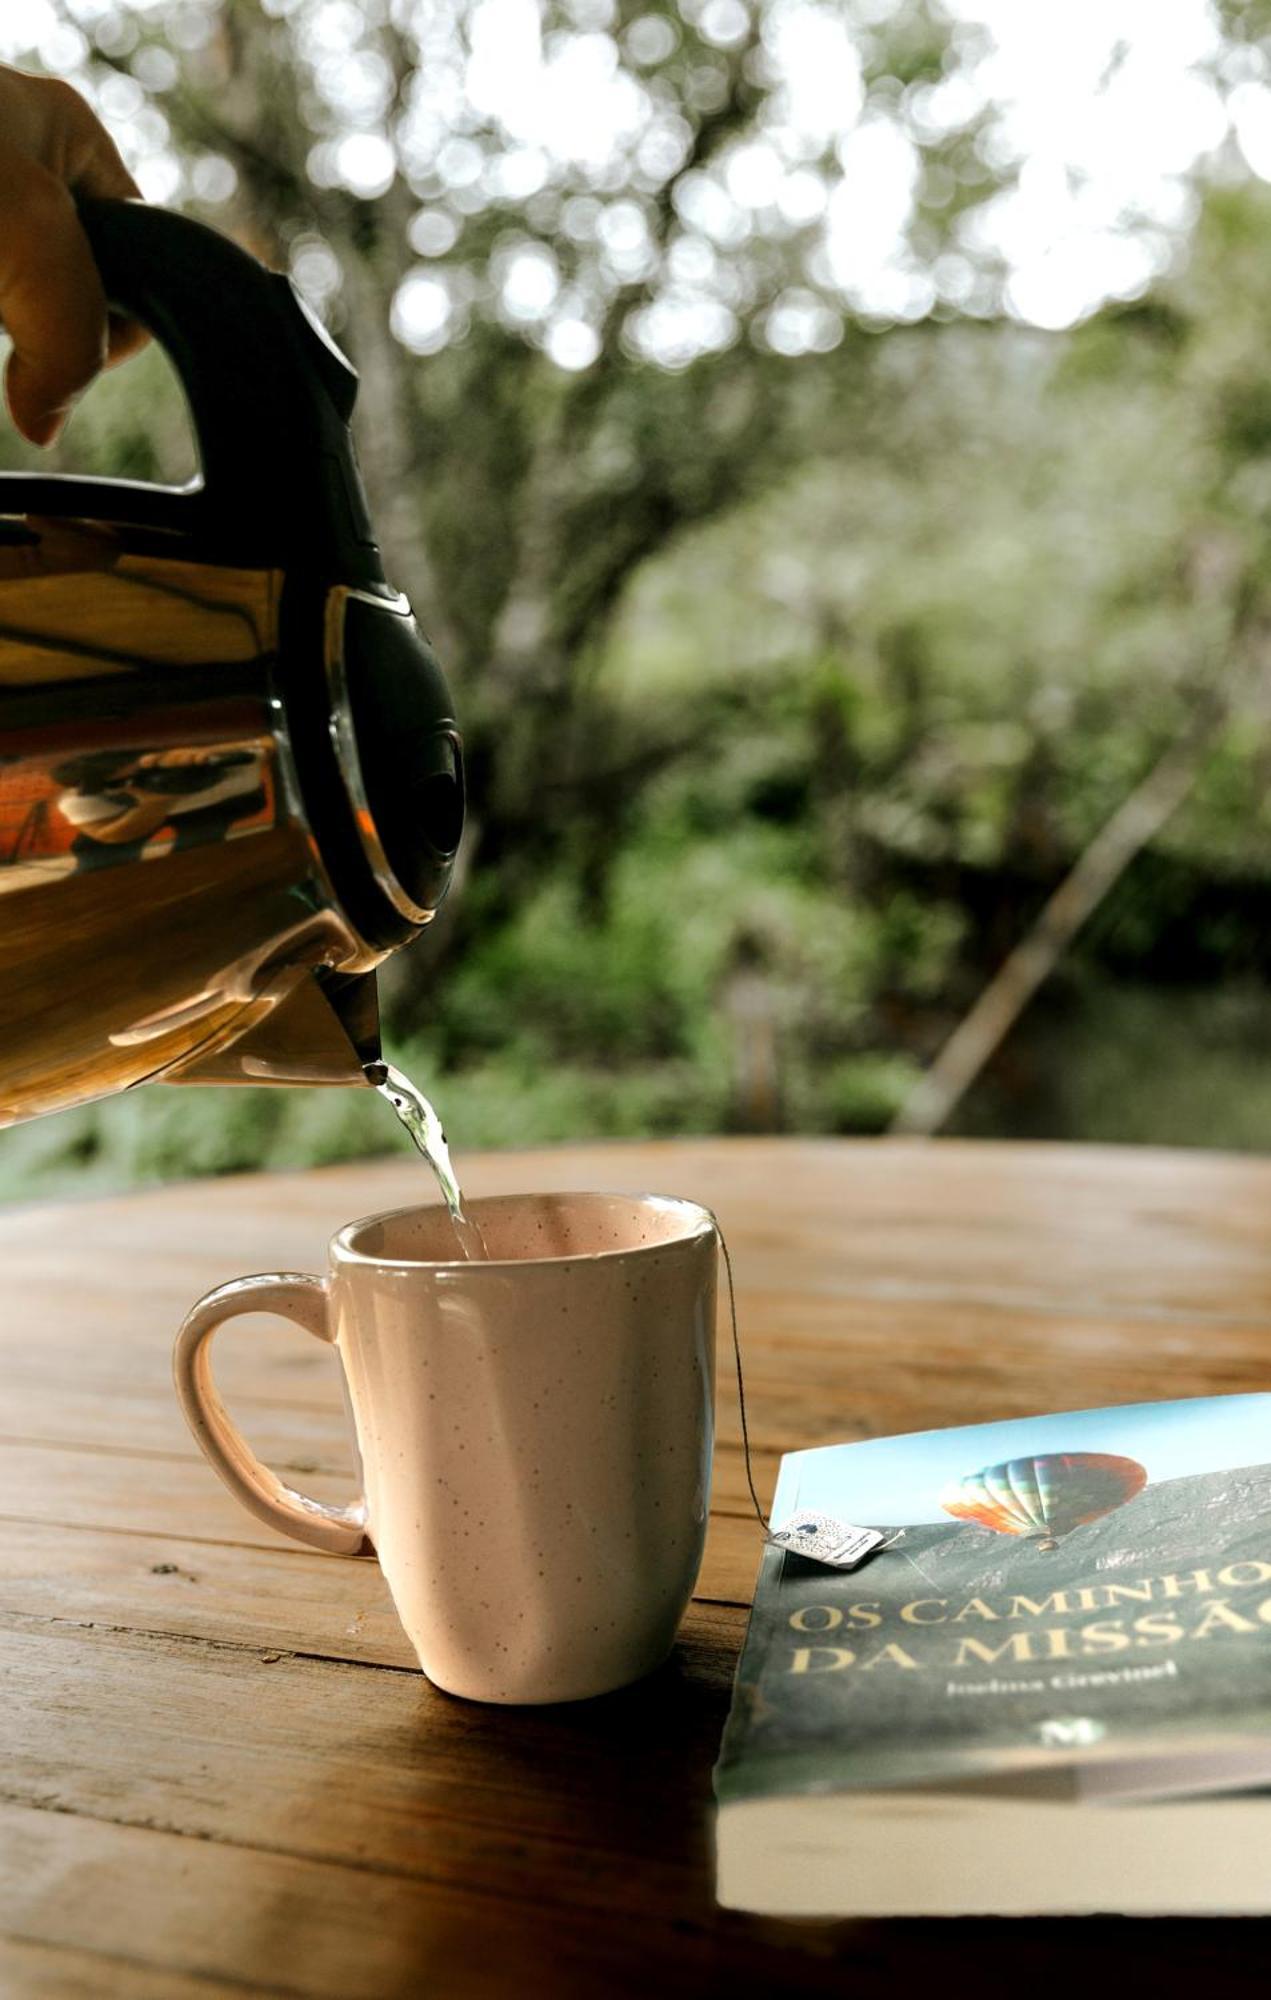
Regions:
[[0, 198, 463, 1126]]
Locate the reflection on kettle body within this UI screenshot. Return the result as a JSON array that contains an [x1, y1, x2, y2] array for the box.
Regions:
[[54, 743, 270, 866], [6, 742, 274, 883], [109, 911, 355, 1049], [0, 548, 364, 1122]]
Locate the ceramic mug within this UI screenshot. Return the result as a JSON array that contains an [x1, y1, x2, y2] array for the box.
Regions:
[[174, 1190, 718, 1703]]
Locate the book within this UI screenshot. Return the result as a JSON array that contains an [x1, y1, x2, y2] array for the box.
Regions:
[[714, 1393, 1271, 1916]]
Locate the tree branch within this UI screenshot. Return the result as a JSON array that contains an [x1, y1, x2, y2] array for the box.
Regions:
[[888, 696, 1227, 1137]]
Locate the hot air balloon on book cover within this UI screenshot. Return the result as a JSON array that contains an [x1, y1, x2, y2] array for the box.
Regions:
[[939, 1451, 1148, 1551]]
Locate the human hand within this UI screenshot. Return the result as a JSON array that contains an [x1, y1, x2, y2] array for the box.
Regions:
[[0, 65, 145, 446]]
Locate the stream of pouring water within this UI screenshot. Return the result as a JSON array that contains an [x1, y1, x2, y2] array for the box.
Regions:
[[365, 1061, 489, 1260]]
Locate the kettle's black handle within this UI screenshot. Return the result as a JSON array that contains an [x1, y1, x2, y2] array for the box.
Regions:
[[0, 198, 386, 584]]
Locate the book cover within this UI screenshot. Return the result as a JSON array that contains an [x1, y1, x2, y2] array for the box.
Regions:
[[716, 1394, 1271, 1805]]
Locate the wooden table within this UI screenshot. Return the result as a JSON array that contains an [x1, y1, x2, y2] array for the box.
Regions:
[[3, 1135, 1271, 1994]]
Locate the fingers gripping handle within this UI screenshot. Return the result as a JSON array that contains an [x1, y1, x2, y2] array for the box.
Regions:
[[173, 1272, 370, 1556], [0, 197, 384, 582]]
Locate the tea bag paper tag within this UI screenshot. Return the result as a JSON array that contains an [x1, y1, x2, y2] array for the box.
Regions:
[[767, 1512, 885, 1570]]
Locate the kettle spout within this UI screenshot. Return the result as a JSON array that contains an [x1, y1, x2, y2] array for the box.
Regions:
[[314, 968, 383, 1071], [164, 968, 381, 1088]]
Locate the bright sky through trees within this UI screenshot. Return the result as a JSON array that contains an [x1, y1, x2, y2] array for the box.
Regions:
[[0, 0, 1264, 358]]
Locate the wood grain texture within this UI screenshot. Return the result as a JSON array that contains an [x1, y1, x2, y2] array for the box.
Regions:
[[3, 1135, 1271, 1994]]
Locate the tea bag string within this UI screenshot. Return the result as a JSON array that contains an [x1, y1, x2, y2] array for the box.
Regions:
[[710, 1211, 769, 1533], [711, 1215, 905, 1560]]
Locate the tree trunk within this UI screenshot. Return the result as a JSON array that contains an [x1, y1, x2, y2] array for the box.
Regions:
[[889, 710, 1224, 1138]]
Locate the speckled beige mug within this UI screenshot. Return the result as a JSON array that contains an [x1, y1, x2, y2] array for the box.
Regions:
[[174, 1191, 717, 1703]]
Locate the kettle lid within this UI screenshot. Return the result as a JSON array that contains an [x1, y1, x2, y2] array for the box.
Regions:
[[324, 587, 464, 931]]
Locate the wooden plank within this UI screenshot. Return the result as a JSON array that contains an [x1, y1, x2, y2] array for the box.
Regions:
[[0, 1593, 844, 2000], [0, 1516, 760, 1672], [0, 1937, 258, 2000], [0, 1411, 780, 1522], [0, 1431, 769, 1577], [0, 1609, 745, 1911], [9, 1137, 1271, 1325], [700, 1511, 762, 1600], [9, 1277, 1271, 1496], [0, 1439, 359, 1553], [7, 1795, 1271, 2000], [712, 1294, 1271, 1445], [0, 1797, 849, 2000], [0, 1518, 416, 1669]]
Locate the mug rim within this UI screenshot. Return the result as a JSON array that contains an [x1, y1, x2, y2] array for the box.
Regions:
[[331, 1188, 717, 1272]]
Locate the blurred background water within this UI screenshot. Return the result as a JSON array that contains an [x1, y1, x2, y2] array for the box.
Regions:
[[7, 0, 1271, 1197]]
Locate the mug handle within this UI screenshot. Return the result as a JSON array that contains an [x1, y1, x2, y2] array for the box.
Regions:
[[173, 1272, 371, 1556]]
